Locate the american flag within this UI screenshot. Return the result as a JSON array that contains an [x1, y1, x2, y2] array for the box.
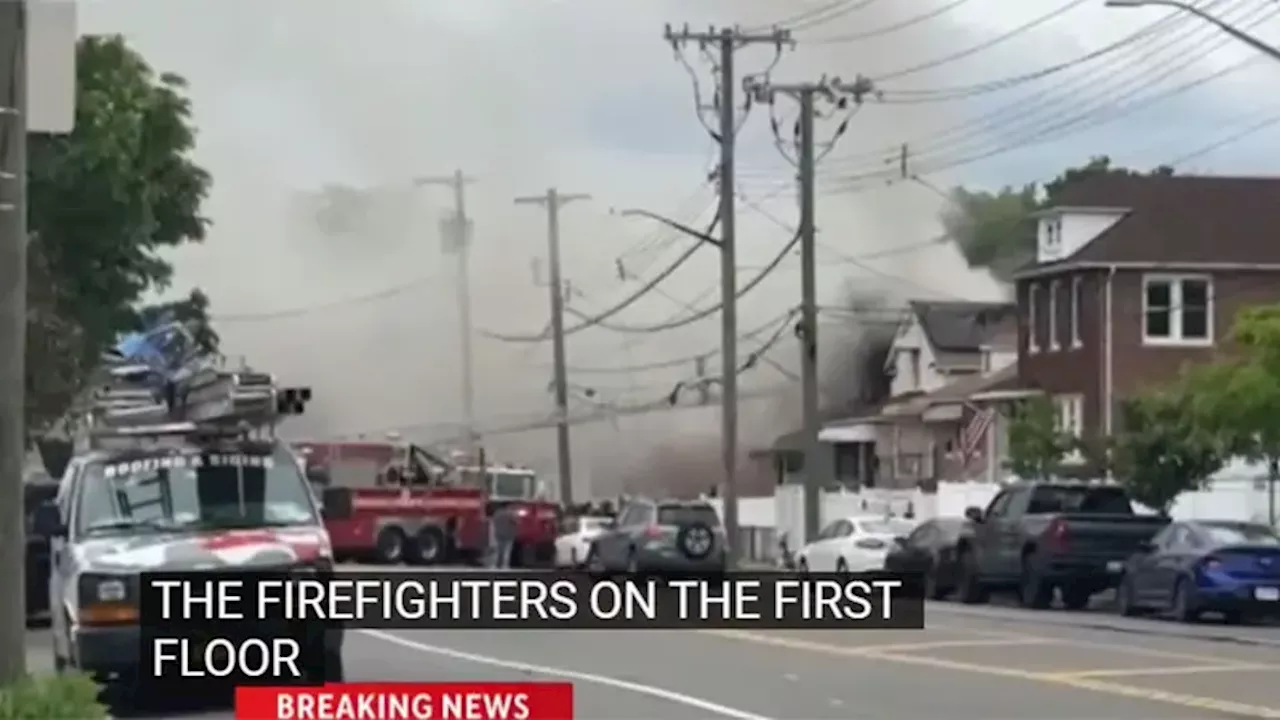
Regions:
[[959, 406, 997, 462]]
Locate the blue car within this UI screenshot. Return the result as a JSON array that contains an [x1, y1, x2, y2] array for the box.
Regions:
[[1118, 520, 1280, 623]]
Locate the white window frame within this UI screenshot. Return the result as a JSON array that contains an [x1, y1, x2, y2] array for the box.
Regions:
[[1142, 274, 1213, 347], [1048, 280, 1060, 351], [1027, 282, 1040, 354], [1070, 276, 1083, 349]]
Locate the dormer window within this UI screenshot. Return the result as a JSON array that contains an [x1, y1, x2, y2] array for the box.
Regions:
[[1045, 219, 1060, 247]]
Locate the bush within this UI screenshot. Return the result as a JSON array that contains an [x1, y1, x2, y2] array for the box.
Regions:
[[0, 673, 107, 719]]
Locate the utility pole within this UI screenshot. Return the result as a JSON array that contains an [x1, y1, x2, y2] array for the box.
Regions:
[[747, 75, 873, 543], [415, 171, 479, 458], [515, 188, 590, 505], [664, 24, 791, 567], [0, 0, 27, 683]]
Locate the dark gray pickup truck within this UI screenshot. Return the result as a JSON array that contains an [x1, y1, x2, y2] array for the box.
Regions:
[[955, 482, 1170, 610]]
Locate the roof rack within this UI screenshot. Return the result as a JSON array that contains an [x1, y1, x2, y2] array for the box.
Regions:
[[69, 322, 311, 452]]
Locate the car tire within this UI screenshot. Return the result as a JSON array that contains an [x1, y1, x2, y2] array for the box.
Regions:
[[924, 567, 947, 600], [374, 527, 407, 564], [1171, 577, 1200, 623], [955, 550, 988, 604], [1019, 558, 1053, 610], [1116, 576, 1144, 617], [586, 545, 605, 573], [407, 527, 445, 566]]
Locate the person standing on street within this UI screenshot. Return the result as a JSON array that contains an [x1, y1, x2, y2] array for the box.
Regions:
[[490, 504, 518, 569]]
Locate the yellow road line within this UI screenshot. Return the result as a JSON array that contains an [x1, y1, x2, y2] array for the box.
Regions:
[[700, 629, 1280, 719], [928, 620, 1264, 666], [1048, 664, 1280, 679]]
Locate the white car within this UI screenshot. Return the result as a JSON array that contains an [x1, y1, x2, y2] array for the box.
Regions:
[[554, 515, 614, 568], [796, 515, 918, 573]]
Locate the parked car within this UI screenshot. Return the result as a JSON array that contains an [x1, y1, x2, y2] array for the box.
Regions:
[[883, 517, 971, 599], [1117, 520, 1280, 623], [796, 515, 917, 573], [587, 498, 726, 573], [954, 482, 1169, 610], [555, 515, 614, 568]]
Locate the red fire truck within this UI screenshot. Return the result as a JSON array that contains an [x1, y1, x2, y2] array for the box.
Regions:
[[297, 440, 559, 566]]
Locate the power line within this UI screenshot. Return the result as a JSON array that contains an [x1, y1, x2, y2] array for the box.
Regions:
[[807, 0, 978, 44], [873, 0, 1093, 82], [803, 0, 1248, 175], [479, 214, 720, 342], [873, 11, 1181, 103], [793, 0, 1274, 192]]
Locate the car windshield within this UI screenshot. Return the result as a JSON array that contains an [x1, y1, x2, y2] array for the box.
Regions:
[[657, 505, 721, 526], [860, 519, 916, 536], [1204, 524, 1280, 546], [76, 446, 318, 536]]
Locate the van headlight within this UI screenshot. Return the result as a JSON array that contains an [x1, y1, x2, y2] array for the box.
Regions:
[[95, 578, 127, 602]]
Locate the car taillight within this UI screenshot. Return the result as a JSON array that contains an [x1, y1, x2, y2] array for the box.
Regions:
[[855, 538, 887, 550], [644, 526, 664, 539], [1046, 518, 1069, 550]]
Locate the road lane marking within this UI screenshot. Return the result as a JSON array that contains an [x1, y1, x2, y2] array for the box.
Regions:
[[1048, 663, 1280, 679], [930, 619, 1266, 666], [360, 630, 773, 720], [702, 629, 1280, 719]]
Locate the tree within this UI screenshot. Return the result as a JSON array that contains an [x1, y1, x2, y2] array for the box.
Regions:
[[945, 157, 1175, 280], [1112, 384, 1223, 515], [1005, 395, 1077, 480], [1189, 306, 1280, 525], [26, 35, 213, 430], [941, 184, 1038, 279]]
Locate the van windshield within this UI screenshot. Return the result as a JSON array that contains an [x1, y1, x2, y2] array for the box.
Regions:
[[76, 446, 318, 535]]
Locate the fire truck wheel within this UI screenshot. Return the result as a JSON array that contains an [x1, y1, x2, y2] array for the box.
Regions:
[[408, 527, 445, 566], [374, 527, 407, 564]]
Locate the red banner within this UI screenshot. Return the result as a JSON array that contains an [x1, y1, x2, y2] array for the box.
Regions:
[[235, 682, 574, 720]]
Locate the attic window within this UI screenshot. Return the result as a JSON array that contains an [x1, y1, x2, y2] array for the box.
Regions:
[[1045, 219, 1060, 247]]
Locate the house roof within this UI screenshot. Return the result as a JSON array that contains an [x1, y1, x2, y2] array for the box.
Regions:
[[1027, 174, 1280, 269], [908, 300, 1017, 353]]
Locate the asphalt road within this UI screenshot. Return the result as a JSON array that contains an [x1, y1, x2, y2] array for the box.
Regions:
[[27, 573, 1280, 719]]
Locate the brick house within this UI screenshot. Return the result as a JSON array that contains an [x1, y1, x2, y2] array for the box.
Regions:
[[1015, 174, 1280, 454]]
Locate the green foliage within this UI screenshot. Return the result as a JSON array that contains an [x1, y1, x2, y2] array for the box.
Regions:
[[1191, 306, 1280, 464], [941, 184, 1037, 278], [1005, 395, 1078, 480], [1113, 384, 1222, 515], [0, 673, 107, 719], [945, 156, 1175, 279], [25, 35, 212, 429]]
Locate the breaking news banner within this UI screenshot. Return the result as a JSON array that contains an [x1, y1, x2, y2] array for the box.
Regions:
[[234, 682, 574, 720], [140, 571, 924, 689]]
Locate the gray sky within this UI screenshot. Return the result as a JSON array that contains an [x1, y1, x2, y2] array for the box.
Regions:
[[69, 0, 1280, 496]]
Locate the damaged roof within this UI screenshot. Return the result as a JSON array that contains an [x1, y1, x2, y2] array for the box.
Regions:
[[909, 300, 1017, 353]]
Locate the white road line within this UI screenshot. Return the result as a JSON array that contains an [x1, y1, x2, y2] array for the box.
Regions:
[[359, 629, 774, 720]]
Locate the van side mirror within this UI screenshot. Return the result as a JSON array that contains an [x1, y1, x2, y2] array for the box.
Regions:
[[31, 503, 65, 538], [320, 488, 353, 520], [964, 506, 984, 523]]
